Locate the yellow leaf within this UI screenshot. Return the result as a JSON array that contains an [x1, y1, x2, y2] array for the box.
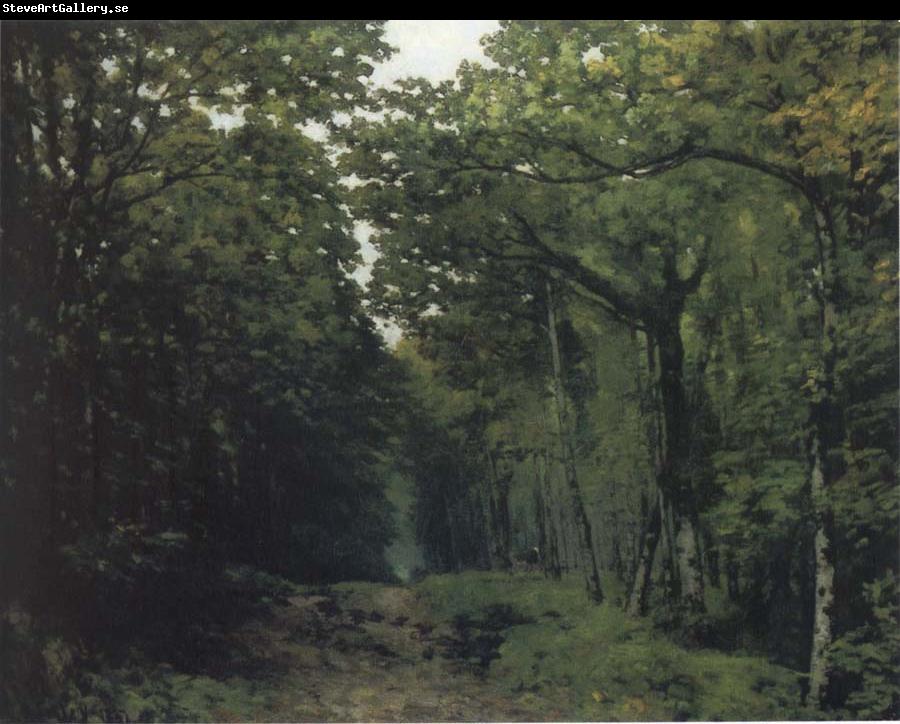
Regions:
[[592, 690, 606, 703]]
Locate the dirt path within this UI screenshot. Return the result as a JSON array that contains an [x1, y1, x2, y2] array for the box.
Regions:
[[213, 584, 571, 722]]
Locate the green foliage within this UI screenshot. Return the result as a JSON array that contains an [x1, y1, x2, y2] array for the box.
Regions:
[[417, 571, 807, 721], [1, 19, 403, 717], [1, 19, 401, 599], [1, 18, 897, 720], [0, 560, 308, 721], [0, 608, 77, 721], [347, 19, 897, 715], [828, 574, 900, 719]]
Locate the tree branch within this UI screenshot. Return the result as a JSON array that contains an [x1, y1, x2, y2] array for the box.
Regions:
[[508, 209, 644, 321]]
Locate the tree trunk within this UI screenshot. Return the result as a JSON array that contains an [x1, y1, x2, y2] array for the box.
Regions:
[[534, 484, 547, 570], [675, 516, 704, 605], [496, 474, 512, 566], [165, 333, 181, 527], [805, 196, 842, 707], [627, 333, 665, 613], [538, 405, 569, 574], [725, 552, 741, 602], [626, 496, 661, 615], [443, 488, 462, 573], [477, 479, 496, 569], [704, 530, 721, 588], [610, 517, 624, 581], [655, 308, 705, 612], [546, 280, 603, 603], [659, 489, 679, 599], [809, 431, 835, 705], [627, 328, 703, 613], [534, 450, 562, 579], [87, 389, 106, 530], [558, 499, 572, 572], [485, 444, 512, 569]]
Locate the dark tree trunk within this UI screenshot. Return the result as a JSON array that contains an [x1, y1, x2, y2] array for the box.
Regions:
[[655, 307, 705, 611], [534, 451, 562, 579], [485, 445, 512, 569], [726, 554, 741, 603], [546, 280, 603, 603]]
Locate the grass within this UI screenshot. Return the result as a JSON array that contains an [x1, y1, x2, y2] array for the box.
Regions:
[[8, 566, 818, 721], [414, 570, 813, 721]]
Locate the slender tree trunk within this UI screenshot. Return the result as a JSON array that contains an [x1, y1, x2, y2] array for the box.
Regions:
[[809, 433, 835, 705], [558, 497, 572, 572], [496, 473, 512, 566], [534, 484, 547, 570], [610, 515, 624, 580], [443, 487, 462, 573], [659, 489, 680, 599], [47, 416, 60, 548], [546, 280, 603, 603], [538, 407, 567, 575], [626, 332, 654, 613], [129, 361, 147, 524], [806, 195, 842, 707], [704, 530, 721, 588], [87, 388, 105, 529], [725, 552, 740, 602], [477, 479, 496, 570], [675, 516, 704, 605], [485, 445, 512, 569], [534, 450, 561, 579], [626, 496, 661, 615], [166, 335, 180, 527], [627, 332, 678, 613]]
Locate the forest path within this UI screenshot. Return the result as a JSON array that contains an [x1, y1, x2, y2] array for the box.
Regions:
[[204, 582, 571, 722]]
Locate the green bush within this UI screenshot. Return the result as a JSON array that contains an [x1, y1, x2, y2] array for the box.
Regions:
[[829, 574, 900, 719]]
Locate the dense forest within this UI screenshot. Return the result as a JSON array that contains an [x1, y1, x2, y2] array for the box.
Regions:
[[1, 19, 897, 722]]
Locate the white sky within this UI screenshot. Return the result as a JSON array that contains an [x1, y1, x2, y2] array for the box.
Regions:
[[212, 21, 501, 345], [370, 20, 500, 88], [351, 20, 499, 281], [354, 21, 500, 345]]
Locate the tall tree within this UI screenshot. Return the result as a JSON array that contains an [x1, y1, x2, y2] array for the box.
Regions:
[[1, 20, 401, 599], [349, 18, 896, 699]]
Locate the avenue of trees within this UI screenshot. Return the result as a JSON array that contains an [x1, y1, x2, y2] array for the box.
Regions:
[[344, 20, 898, 717], [1, 19, 897, 720]]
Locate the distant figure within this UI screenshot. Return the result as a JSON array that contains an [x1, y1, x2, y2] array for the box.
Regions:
[[511, 547, 541, 573]]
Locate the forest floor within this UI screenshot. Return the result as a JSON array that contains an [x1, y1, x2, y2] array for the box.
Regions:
[[149, 571, 809, 722], [176, 581, 570, 721]]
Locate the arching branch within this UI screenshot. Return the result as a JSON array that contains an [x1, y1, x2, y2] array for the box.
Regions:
[[509, 209, 645, 322]]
